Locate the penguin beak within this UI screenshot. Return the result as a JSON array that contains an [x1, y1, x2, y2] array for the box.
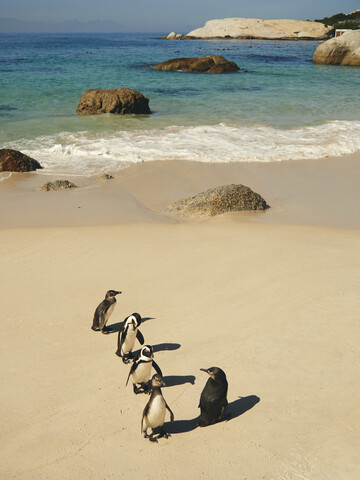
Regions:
[[115, 291, 122, 295], [200, 368, 210, 374]]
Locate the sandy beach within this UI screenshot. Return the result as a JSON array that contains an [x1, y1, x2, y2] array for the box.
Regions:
[[0, 153, 359, 479]]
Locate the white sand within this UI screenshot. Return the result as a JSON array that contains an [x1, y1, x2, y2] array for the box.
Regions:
[[0, 154, 359, 479]]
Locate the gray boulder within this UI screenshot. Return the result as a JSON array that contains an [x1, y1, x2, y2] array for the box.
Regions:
[[0, 149, 42, 172], [166, 184, 269, 218], [76, 88, 151, 114], [313, 30, 360, 66], [152, 55, 239, 73]]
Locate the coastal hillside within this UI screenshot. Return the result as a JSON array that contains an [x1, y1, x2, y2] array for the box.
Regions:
[[315, 10, 360, 30], [185, 18, 332, 40]]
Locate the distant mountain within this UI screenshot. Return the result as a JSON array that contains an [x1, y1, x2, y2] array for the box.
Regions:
[[315, 10, 360, 30], [0, 18, 127, 33]]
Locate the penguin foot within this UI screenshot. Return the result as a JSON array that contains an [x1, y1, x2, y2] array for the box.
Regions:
[[101, 327, 112, 335], [122, 356, 131, 364], [197, 418, 211, 427], [91, 326, 100, 331], [148, 435, 158, 443]]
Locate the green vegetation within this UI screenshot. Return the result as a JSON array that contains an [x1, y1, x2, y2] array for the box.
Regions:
[[315, 11, 360, 30]]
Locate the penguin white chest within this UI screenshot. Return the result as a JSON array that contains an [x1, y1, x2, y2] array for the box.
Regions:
[[105, 303, 115, 321], [122, 328, 137, 355], [146, 395, 166, 428], [133, 361, 152, 384]]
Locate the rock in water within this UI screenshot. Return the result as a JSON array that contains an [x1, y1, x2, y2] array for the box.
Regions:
[[76, 88, 151, 114], [0, 149, 42, 172], [166, 184, 269, 218], [152, 56, 239, 73], [313, 30, 360, 66], [185, 18, 332, 40], [38, 180, 77, 191]]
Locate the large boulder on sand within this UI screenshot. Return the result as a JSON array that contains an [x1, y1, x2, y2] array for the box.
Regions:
[[313, 30, 360, 66], [0, 149, 42, 172], [152, 55, 239, 73], [166, 184, 269, 218], [76, 88, 151, 114]]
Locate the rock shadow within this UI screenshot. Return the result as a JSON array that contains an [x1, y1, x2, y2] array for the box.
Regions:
[[164, 395, 260, 435], [163, 375, 196, 387]]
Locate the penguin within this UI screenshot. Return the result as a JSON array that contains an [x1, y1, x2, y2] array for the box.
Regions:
[[198, 366, 228, 427], [91, 290, 121, 333], [115, 313, 144, 363], [126, 345, 162, 394], [141, 373, 174, 442]]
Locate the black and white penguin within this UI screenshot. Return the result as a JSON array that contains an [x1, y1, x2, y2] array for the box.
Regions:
[[91, 290, 121, 333], [115, 313, 144, 363], [198, 366, 228, 427], [141, 373, 174, 442], [126, 345, 162, 394]]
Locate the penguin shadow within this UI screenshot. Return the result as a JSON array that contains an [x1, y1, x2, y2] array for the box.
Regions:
[[164, 395, 260, 435], [224, 395, 260, 421], [104, 316, 155, 334], [152, 342, 181, 353], [130, 342, 181, 359], [163, 375, 196, 388]]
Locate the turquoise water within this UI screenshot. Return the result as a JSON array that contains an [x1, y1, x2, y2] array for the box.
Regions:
[[1, 33, 360, 174]]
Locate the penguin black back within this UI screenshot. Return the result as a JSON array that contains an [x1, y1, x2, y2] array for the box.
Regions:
[[198, 367, 228, 427]]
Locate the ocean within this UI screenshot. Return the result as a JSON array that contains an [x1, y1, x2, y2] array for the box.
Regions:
[[1, 32, 360, 176]]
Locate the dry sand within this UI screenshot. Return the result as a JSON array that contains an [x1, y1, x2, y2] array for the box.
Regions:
[[0, 153, 359, 479]]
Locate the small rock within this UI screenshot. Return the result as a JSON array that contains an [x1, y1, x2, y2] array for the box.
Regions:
[[99, 174, 114, 180], [166, 184, 269, 218], [0, 149, 42, 172], [38, 180, 77, 191]]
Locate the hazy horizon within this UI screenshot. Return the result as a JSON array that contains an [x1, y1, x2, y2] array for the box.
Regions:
[[0, 0, 359, 33]]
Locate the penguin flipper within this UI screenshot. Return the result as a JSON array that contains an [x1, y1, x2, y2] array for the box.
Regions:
[[152, 360, 162, 377], [141, 403, 150, 433], [136, 330, 145, 345], [115, 328, 123, 356], [126, 362, 137, 386], [165, 402, 174, 422], [97, 301, 111, 330]]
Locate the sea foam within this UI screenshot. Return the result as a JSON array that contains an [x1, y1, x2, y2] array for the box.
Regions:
[[6, 120, 360, 176]]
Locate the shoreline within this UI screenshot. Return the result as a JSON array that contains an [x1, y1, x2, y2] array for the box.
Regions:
[[0, 151, 359, 229]]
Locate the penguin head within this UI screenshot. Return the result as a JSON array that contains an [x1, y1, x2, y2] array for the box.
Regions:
[[106, 290, 122, 299], [151, 373, 165, 388], [141, 345, 154, 360], [200, 367, 227, 383], [125, 313, 141, 330]]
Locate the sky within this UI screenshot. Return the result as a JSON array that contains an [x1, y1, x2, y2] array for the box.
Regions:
[[0, 0, 359, 32]]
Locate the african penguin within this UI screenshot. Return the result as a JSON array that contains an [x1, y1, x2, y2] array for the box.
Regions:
[[141, 373, 174, 442], [126, 345, 162, 394], [198, 366, 228, 427], [115, 313, 144, 363], [91, 290, 121, 333]]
